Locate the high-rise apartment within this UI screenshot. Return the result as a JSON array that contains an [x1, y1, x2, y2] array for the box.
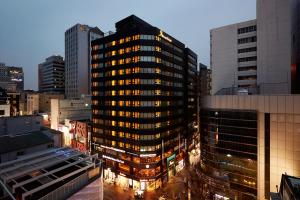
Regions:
[[211, 0, 300, 95], [91, 15, 197, 190], [0, 63, 24, 92], [65, 24, 103, 99], [38, 55, 65, 94]]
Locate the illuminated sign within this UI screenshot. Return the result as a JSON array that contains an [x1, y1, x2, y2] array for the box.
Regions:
[[103, 155, 124, 163], [100, 145, 125, 153], [140, 154, 156, 158], [159, 30, 172, 42]]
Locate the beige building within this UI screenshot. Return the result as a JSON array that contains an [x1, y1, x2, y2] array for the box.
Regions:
[[26, 93, 39, 115], [202, 95, 300, 199], [51, 97, 91, 130], [39, 93, 64, 113]]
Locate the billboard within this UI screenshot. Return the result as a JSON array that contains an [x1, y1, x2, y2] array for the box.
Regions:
[[71, 121, 89, 152]]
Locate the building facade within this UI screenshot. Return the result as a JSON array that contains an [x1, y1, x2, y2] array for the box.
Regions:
[[199, 63, 211, 97], [26, 93, 39, 115], [211, 0, 300, 95], [65, 24, 103, 99], [211, 20, 258, 95], [201, 95, 300, 200], [38, 55, 65, 94], [51, 97, 91, 130], [91, 15, 197, 190], [0, 63, 24, 92]]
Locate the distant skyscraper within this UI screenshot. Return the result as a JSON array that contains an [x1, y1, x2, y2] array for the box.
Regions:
[[210, 0, 300, 95], [0, 63, 24, 92], [65, 24, 103, 99], [38, 55, 65, 94]]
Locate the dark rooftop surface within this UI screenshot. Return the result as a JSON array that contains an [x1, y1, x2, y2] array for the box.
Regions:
[[0, 131, 53, 154]]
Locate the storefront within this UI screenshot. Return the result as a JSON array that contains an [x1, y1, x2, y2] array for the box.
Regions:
[[104, 168, 116, 183], [167, 154, 176, 179]]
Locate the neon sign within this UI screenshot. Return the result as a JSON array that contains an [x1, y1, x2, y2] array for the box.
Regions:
[[159, 30, 172, 42]]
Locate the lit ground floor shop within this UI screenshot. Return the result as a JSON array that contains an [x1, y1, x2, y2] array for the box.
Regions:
[[102, 154, 185, 191]]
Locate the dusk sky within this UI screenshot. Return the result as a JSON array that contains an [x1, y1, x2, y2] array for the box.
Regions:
[[0, 0, 256, 90]]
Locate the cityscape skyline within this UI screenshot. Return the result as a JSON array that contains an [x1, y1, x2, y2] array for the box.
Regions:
[[0, 0, 256, 90]]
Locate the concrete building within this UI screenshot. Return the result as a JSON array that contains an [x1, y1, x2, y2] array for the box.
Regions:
[[199, 63, 211, 97], [201, 95, 300, 199], [65, 24, 103, 99], [51, 97, 91, 130], [39, 93, 64, 113], [26, 93, 39, 115], [0, 147, 102, 200], [0, 87, 10, 117], [38, 55, 65, 94], [211, 0, 300, 95]]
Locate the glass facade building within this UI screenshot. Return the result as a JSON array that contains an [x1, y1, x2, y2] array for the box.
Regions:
[[200, 109, 257, 199], [91, 15, 197, 190]]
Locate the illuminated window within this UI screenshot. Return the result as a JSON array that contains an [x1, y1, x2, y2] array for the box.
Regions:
[[125, 37, 131, 42], [119, 90, 124, 96], [125, 58, 131, 63], [119, 80, 124, 85], [112, 90, 116, 96], [112, 131, 116, 136], [156, 58, 161, 63], [125, 47, 131, 53], [119, 142, 124, 148], [155, 68, 161, 74], [125, 122, 130, 128], [112, 80, 116, 86], [111, 121, 116, 126], [126, 90, 131, 95], [133, 35, 140, 40], [125, 79, 131, 85], [155, 90, 161, 95], [112, 60, 116, 66], [119, 69, 124, 75], [119, 101, 124, 106], [119, 59, 125, 65], [119, 49, 125, 54], [126, 68, 131, 74], [155, 101, 161, 106], [119, 111, 124, 116], [126, 112, 130, 117], [112, 101, 116, 106], [112, 41, 116, 46], [155, 79, 161, 84], [119, 121, 124, 127], [155, 46, 161, 52], [155, 112, 161, 117], [112, 141, 116, 146], [119, 132, 124, 137], [112, 110, 116, 116], [119, 38, 124, 44], [112, 70, 116, 76], [112, 51, 116, 56]]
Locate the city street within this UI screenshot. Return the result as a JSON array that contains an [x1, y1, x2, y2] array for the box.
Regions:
[[68, 164, 207, 200]]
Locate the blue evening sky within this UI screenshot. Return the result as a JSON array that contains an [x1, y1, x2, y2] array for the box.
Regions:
[[0, 0, 256, 90]]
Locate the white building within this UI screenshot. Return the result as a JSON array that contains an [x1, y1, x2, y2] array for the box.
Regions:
[[65, 24, 103, 99], [201, 95, 300, 199], [211, 0, 300, 95], [51, 97, 91, 130]]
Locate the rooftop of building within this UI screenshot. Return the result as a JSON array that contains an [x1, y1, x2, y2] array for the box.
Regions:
[[0, 131, 53, 154], [210, 19, 257, 32], [0, 147, 100, 200]]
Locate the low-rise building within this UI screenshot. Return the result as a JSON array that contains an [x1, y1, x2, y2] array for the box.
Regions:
[[51, 97, 91, 130], [0, 147, 102, 200]]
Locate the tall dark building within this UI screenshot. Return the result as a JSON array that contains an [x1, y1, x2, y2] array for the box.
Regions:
[[38, 55, 65, 94], [91, 15, 197, 190], [184, 49, 198, 149]]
